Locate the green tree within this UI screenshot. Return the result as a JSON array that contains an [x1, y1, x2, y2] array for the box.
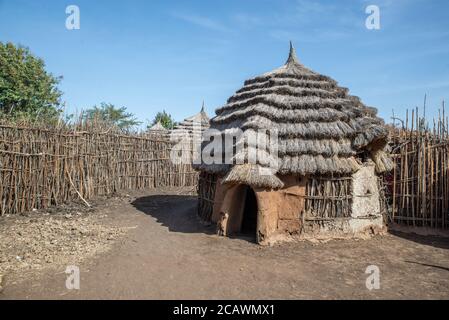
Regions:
[[0, 42, 63, 121], [83, 103, 140, 130], [149, 110, 176, 130]]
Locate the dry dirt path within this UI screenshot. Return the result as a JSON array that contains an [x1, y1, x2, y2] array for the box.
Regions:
[[1, 188, 449, 299]]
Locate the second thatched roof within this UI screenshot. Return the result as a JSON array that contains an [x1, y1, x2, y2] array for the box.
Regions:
[[170, 102, 210, 142]]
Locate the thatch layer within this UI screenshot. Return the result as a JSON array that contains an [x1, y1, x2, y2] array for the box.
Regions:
[[196, 43, 393, 188]]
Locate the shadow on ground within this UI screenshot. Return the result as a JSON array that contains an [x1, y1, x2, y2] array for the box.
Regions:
[[131, 194, 258, 243], [404, 260, 449, 272], [388, 229, 449, 250], [132, 195, 449, 247], [131, 195, 215, 235]]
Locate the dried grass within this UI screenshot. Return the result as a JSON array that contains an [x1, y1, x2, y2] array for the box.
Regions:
[[197, 44, 392, 187]]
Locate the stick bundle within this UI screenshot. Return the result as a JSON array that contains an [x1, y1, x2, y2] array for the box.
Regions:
[[305, 176, 353, 219]]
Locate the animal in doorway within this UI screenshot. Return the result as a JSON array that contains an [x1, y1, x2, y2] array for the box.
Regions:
[[216, 211, 229, 236]]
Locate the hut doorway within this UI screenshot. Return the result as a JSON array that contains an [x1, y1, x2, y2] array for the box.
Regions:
[[240, 186, 258, 237], [214, 184, 260, 241]]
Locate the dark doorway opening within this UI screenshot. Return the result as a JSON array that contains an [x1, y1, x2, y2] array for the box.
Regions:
[[241, 186, 258, 237]]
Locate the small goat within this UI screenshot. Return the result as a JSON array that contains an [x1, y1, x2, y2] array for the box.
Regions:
[[216, 211, 229, 237]]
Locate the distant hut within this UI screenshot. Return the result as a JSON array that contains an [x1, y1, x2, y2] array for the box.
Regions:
[[169, 103, 210, 166], [170, 102, 210, 143], [196, 43, 393, 245], [148, 120, 169, 138]]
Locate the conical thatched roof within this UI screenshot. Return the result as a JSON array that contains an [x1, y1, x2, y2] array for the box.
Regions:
[[196, 43, 393, 189], [147, 120, 169, 139], [149, 121, 168, 132], [170, 102, 210, 141]]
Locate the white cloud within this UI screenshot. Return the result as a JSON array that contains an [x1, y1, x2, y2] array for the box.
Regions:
[[171, 12, 230, 32], [296, 0, 338, 16]]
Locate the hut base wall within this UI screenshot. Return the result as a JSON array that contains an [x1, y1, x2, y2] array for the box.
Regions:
[[301, 217, 385, 241], [298, 164, 385, 241], [257, 176, 306, 245], [217, 184, 248, 234], [207, 164, 385, 245], [211, 178, 229, 223], [351, 164, 381, 218], [212, 176, 306, 245]]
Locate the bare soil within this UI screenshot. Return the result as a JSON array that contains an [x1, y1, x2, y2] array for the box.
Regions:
[[1, 187, 449, 300]]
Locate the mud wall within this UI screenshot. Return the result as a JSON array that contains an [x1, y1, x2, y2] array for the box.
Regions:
[[302, 164, 384, 239], [207, 165, 384, 244]]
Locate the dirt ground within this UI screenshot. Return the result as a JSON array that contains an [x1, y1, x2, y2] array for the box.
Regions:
[[1, 187, 449, 300]]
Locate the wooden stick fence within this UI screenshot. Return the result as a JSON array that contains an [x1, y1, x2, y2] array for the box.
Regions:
[[0, 123, 198, 215], [388, 105, 449, 229]]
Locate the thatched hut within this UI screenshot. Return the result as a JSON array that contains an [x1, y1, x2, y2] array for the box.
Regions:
[[195, 43, 393, 245], [170, 102, 210, 143], [148, 120, 169, 138], [168, 103, 210, 166]]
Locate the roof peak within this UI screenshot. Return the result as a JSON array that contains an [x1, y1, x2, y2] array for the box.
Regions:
[[183, 103, 210, 123], [285, 41, 300, 65], [201, 100, 205, 113], [149, 120, 167, 131]]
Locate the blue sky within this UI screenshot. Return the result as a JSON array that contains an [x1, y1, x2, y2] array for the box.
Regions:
[[1, 0, 448, 126]]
